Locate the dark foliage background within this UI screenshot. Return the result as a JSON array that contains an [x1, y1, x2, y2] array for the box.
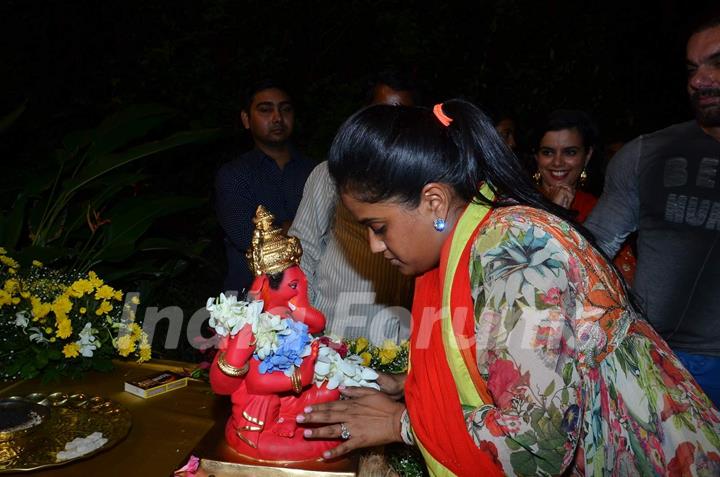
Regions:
[[1, 0, 715, 359]]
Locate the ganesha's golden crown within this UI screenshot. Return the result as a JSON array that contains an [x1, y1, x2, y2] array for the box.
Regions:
[[246, 205, 302, 276]]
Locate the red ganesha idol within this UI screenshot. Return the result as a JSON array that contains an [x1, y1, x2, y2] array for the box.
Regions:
[[207, 206, 344, 462]]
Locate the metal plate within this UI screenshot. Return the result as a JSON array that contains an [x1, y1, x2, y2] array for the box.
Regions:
[[0, 392, 131, 473]]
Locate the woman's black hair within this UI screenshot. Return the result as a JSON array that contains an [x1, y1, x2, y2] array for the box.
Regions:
[[327, 99, 640, 312], [327, 99, 571, 219], [534, 109, 599, 151]]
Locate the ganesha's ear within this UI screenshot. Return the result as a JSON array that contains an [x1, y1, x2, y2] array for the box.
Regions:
[[247, 274, 268, 301]]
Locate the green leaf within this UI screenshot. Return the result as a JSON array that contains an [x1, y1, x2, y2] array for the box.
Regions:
[[0, 192, 28, 249], [509, 450, 537, 477], [0, 101, 26, 133], [84, 104, 178, 159], [63, 128, 221, 196], [542, 380, 556, 397], [536, 449, 563, 475], [92, 196, 203, 262], [562, 362, 573, 386], [512, 430, 538, 450], [561, 388, 569, 405]]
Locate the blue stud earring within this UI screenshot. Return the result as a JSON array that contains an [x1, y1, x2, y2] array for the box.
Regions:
[[433, 218, 446, 232]]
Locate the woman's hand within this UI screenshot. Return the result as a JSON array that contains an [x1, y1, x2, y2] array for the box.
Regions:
[[543, 184, 575, 209], [296, 387, 406, 459], [376, 372, 406, 400]]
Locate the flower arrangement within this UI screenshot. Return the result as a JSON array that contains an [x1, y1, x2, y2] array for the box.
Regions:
[[0, 248, 151, 381], [344, 337, 410, 374], [206, 294, 379, 388]]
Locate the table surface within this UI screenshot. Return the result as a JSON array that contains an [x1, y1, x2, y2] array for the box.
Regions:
[[0, 360, 221, 477]]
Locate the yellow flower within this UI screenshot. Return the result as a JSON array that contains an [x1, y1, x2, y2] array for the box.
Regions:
[[68, 279, 94, 298], [0, 255, 19, 268], [95, 300, 113, 316], [56, 318, 72, 339], [62, 342, 80, 358], [49, 337, 56, 343], [379, 340, 400, 365], [130, 323, 143, 340], [355, 337, 369, 353], [52, 294, 73, 315], [0, 290, 11, 307], [32, 260, 43, 267], [87, 271, 103, 289], [20, 291, 30, 298], [7, 268, 16, 275], [3, 279, 19, 294], [113, 290, 123, 301], [130, 296, 140, 305], [31, 297, 52, 320], [44, 327, 53, 334], [11, 297, 19, 305], [116, 335, 136, 357], [0, 247, 6, 254], [360, 352, 372, 366], [138, 335, 151, 362], [94, 284, 115, 300], [79, 307, 87, 314]]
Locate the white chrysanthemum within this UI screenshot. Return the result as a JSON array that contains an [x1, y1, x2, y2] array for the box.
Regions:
[[252, 312, 287, 359], [15, 311, 29, 328], [77, 322, 98, 357], [314, 345, 379, 390], [206, 294, 263, 337]]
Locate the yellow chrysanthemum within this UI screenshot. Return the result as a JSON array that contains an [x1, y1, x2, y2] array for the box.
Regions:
[[0, 247, 6, 254], [7, 268, 17, 275], [56, 318, 72, 339], [116, 335, 136, 357], [68, 279, 94, 298], [31, 297, 52, 320], [79, 307, 86, 314], [20, 291, 30, 299], [3, 279, 19, 294], [0, 290, 11, 307], [379, 340, 400, 365], [95, 300, 113, 316], [62, 342, 80, 358], [52, 294, 73, 315], [360, 352, 373, 366], [94, 284, 115, 300], [130, 323, 143, 340], [0, 255, 19, 268], [138, 335, 151, 362], [31, 260, 43, 267], [112, 290, 123, 301], [87, 271, 103, 289], [355, 337, 369, 353]]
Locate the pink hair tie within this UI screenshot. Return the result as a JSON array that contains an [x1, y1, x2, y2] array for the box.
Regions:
[[433, 103, 452, 127]]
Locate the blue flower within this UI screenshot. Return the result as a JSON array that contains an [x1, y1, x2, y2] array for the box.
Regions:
[[257, 319, 311, 374], [561, 404, 580, 432]]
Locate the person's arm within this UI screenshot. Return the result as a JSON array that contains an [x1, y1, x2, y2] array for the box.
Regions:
[[584, 138, 642, 257], [460, 215, 586, 476], [215, 163, 255, 252], [288, 162, 337, 302]]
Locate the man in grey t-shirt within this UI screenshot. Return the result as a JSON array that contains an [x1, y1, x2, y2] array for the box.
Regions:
[[585, 17, 720, 406]]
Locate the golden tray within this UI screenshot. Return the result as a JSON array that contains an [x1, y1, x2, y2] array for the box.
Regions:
[[0, 392, 131, 473]]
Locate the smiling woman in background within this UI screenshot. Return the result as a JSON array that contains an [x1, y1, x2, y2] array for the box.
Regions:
[[533, 110, 636, 283]]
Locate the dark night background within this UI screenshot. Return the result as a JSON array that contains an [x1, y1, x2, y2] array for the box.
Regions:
[[1, 0, 716, 358]]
